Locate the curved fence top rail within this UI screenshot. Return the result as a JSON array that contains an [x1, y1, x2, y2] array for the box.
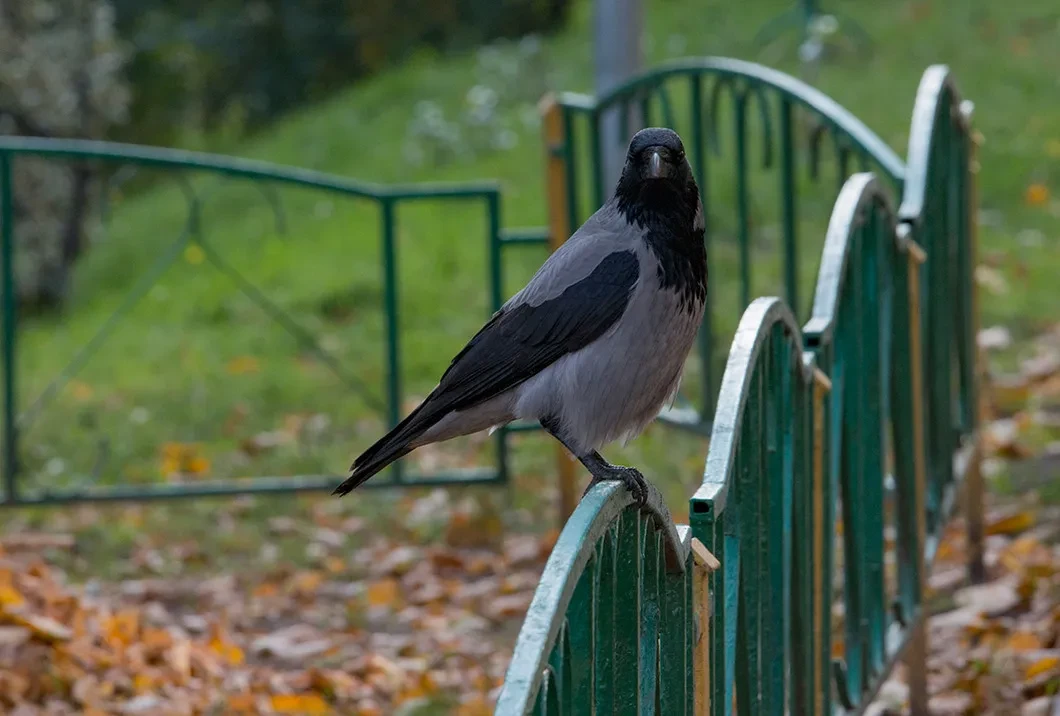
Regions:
[[691, 296, 814, 511], [803, 172, 894, 345], [495, 480, 690, 713], [557, 56, 906, 184], [0, 136, 501, 201], [897, 64, 967, 224]]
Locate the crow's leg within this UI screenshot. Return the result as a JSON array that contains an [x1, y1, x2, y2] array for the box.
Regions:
[[539, 416, 648, 508], [577, 451, 648, 507]]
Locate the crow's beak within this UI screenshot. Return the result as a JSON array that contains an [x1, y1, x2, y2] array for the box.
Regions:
[[648, 150, 664, 178]]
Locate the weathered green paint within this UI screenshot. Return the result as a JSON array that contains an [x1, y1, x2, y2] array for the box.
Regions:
[[496, 482, 694, 714], [502, 64, 980, 716]]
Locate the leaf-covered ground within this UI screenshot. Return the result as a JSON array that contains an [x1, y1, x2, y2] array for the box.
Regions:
[[1, 491, 555, 715]]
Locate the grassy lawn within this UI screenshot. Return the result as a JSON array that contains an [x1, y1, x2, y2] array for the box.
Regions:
[[9, 0, 1060, 576]]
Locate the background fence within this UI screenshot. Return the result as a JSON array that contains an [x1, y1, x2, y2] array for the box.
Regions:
[[0, 139, 558, 505], [498, 63, 983, 714]]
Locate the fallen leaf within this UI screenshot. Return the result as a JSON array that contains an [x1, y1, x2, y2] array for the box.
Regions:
[[1006, 630, 1044, 651], [366, 578, 401, 608], [987, 510, 1036, 536], [1025, 655, 1060, 680], [270, 693, 331, 714], [1025, 183, 1050, 207]]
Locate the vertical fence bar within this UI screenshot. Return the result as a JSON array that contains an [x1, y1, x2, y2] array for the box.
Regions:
[[962, 110, 986, 584], [812, 367, 832, 716], [779, 99, 798, 313], [735, 95, 752, 308], [486, 191, 511, 484], [690, 74, 715, 418], [541, 95, 580, 522], [0, 152, 16, 504], [380, 197, 403, 482]]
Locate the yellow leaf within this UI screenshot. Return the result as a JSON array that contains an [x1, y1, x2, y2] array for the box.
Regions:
[[324, 557, 345, 574], [270, 693, 330, 714], [366, 578, 400, 608], [1026, 655, 1060, 680], [987, 510, 1035, 536], [226, 356, 261, 375], [159, 442, 211, 478], [0, 583, 25, 610], [184, 244, 205, 265], [208, 627, 245, 666], [1025, 183, 1049, 207], [133, 673, 155, 693]]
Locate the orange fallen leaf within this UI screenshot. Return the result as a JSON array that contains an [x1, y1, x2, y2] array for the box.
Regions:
[[366, 578, 401, 608], [270, 693, 331, 714], [986, 510, 1035, 536], [1026, 655, 1060, 680], [1005, 630, 1043, 651]]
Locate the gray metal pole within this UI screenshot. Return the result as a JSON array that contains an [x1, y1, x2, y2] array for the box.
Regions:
[[595, 0, 643, 189]]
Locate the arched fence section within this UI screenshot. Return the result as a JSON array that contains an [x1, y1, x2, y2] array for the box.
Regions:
[[495, 481, 699, 715], [500, 64, 983, 715]]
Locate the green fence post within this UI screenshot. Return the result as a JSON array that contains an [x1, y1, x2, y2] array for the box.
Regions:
[[380, 196, 403, 482], [0, 151, 16, 505]]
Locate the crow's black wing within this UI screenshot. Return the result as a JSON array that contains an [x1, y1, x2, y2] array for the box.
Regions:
[[434, 249, 639, 412]]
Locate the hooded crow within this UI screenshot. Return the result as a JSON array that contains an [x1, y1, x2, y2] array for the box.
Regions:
[[334, 127, 706, 506]]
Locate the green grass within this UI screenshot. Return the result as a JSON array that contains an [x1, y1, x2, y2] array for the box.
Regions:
[[9, 0, 1060, 569]]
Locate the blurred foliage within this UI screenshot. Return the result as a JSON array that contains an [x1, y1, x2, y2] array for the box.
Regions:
[[111, 0, 573, 147], [403, 36, 550, 167], [0, 0, 130, 311]]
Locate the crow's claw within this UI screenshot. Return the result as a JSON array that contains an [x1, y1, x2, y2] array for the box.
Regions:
[[581, 465, 648, 509]]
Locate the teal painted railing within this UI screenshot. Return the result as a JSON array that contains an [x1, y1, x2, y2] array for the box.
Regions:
[[0, 139, 550, 505], [499, 64, 983, 714]]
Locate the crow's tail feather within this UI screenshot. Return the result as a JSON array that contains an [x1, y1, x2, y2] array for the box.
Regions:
[[332, 398, 442, 496]]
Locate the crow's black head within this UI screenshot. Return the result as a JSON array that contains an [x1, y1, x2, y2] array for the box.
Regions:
[[614, 128, 699, 223], [619, 127, 692, 186]]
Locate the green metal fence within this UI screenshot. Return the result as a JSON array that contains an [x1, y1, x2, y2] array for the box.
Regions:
[[499, 64, 982, 714], [0, 138, 551, 505], [547, 57, 904, 430]]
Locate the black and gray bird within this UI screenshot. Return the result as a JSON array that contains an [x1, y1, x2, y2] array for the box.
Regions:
[[334, 127, 706, 505]]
